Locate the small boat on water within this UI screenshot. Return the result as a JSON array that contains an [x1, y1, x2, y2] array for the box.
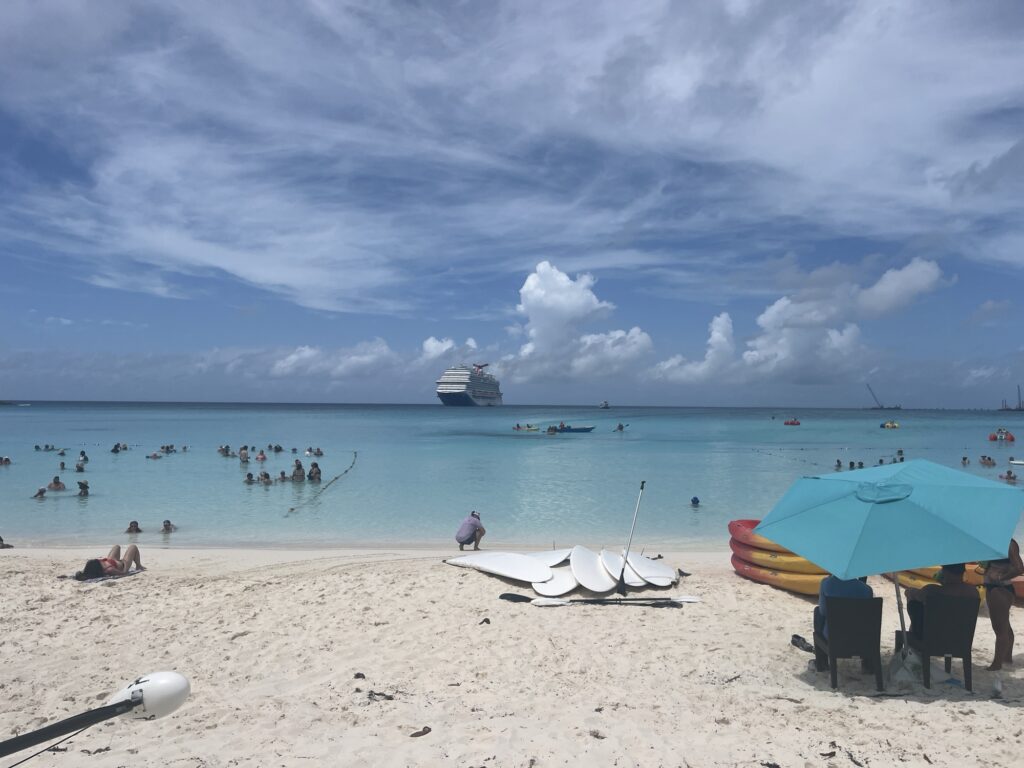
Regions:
[[598, 401, 610, 409], [512, 424, 539, 432], [880, 420, 899, 429], [989, 428, 1016, 442], [546, 423, 596, 434]]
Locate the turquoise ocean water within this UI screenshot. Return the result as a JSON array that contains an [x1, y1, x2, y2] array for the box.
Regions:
[[0, 403, 1020, 549]]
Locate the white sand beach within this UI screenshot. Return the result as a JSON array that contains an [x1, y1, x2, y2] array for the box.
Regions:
[[2, 546, 1023, 767]]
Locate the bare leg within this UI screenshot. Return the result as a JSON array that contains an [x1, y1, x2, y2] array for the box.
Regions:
[[121, 544, 144, 571], [107, 545, 122, 560], [987, 587, 1014, 670], [473, 528, 485, 551]]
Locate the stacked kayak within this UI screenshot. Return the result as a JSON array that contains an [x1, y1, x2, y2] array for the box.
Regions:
[[728, 519, 827, 596], [884, 571, 986, 601]]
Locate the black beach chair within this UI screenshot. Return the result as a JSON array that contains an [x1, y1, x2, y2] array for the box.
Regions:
[[895, 593, 979, 691], [813, 597, 884, 691]]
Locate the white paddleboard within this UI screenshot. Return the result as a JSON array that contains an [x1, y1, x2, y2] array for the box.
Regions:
[[447, 552, 553, 583], [532, 564, 578, 596], [626, 552, 678, 587], [569, 545, 617, 593], [1011, 460, 1024, 466], [526, 548, 573, 567], [599, 549, 645, 587]]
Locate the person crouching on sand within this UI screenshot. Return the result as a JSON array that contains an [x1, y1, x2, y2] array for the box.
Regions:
[[74, 544, 144, 580], [455, 511, 485, 551]]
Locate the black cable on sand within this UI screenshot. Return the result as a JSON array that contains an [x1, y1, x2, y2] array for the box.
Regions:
[[285, 451, 358, 516]]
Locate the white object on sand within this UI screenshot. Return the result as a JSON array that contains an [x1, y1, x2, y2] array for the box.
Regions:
[[527, 548, 573, 567], [626, 552, 678, 587], [569, 545, 617, 593], [532, 564, 579, 596], [446, 552, 553, 583], [599, 549, 645, 587]]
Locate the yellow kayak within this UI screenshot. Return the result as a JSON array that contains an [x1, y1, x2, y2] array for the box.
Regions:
[[731, 554, 826, 596], [909, 564, 984, 586], [729, 538, 826, 574], [885, 571, 985, 601], [727, 519, 792, 554]]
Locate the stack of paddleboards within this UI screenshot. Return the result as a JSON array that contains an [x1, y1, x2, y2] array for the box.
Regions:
[[445, 544, 678, 596], [728, 519, 827, 596]]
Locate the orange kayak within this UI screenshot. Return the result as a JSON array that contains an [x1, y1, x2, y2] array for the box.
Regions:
[[729, 538, 826, 574], [727, 519, 792, 554], [731, 554, 826, 596]]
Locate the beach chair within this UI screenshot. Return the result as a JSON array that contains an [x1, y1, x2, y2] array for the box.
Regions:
[[895, 593, 978, 691], [813, 597, 884, 691]]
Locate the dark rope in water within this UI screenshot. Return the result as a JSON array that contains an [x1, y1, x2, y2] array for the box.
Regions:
[[285, 451, 358, 516]]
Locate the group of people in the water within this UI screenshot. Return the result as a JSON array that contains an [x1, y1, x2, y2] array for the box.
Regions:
[[33, 476, 89, 498], [125, 519, 176, 534], [834, 450, 905, 471], [244, 459, 322, 485]]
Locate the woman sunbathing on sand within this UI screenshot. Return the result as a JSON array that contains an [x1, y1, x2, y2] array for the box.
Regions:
[[74, 544, 144, 580]]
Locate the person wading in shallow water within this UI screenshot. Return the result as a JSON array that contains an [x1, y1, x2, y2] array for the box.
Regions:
[[454, 511, 486, 551]]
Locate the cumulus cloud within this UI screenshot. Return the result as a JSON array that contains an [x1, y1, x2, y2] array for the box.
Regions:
[[571, 327, 653, 376], [419, 337, 455, 361], [44, 316, 73, 326], [653, 259, 942, 384], [856, 258, 944, 315], [503, 261, 651, 380], [652, 313, 734, 383]]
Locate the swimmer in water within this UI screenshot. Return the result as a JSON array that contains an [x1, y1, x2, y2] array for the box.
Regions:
[[162, 519, 177, 533], [690, 496, 700, 508], [126, 520, 142, 534]]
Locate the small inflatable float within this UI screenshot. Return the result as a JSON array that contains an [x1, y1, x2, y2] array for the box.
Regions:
[[783, 418, 800, 426], [989, 428, 1016, 442], [730, 554, 826, 596], [880, 420, 899, 429]]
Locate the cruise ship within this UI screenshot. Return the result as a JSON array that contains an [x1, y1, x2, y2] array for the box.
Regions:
[[435, 363, 503, 406]]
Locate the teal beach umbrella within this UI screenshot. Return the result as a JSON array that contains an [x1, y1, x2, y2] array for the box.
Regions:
[[755, 460, 1024, 580]]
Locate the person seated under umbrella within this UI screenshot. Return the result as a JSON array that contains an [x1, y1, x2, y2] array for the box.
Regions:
[[815, 573, 873, 638], [905, 563, 978, 640]]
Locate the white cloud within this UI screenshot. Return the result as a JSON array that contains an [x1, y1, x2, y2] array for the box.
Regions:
[[652, 313, 735, 383], [419, 337, 455, 361], [269, 340, 399, 379], [571, 327, 653, 376], [503, 261, 652, 381], [271, 346, 321, 377], [856, 258, 944, 315], [44, 316, 74, 326]]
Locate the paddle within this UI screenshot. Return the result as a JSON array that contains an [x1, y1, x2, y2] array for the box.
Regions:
[[616, 480, 646, 596], [499, 592, 697, 607]]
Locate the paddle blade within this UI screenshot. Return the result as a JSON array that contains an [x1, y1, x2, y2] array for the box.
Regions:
[[616, 572, 627, 596], [498, 592, 533, 603]]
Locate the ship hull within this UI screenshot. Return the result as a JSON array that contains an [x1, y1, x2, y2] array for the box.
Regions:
[[437, 391, 502, 407]]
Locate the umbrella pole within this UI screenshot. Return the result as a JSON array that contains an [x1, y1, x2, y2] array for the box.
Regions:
[[893, 578, 908, 653]]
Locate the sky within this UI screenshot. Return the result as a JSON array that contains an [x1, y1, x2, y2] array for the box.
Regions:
[[1, 1, 1022, 407]]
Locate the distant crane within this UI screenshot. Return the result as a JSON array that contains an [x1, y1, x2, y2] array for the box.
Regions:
[[866, 383, 901, 410], [999, 384, 1024, 411]]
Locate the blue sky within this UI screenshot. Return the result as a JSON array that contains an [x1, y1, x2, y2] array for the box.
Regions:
[[1, 1, 1022, 407]]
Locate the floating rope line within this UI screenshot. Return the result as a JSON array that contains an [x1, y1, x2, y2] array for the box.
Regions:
[[285, 451, 358, 516]]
